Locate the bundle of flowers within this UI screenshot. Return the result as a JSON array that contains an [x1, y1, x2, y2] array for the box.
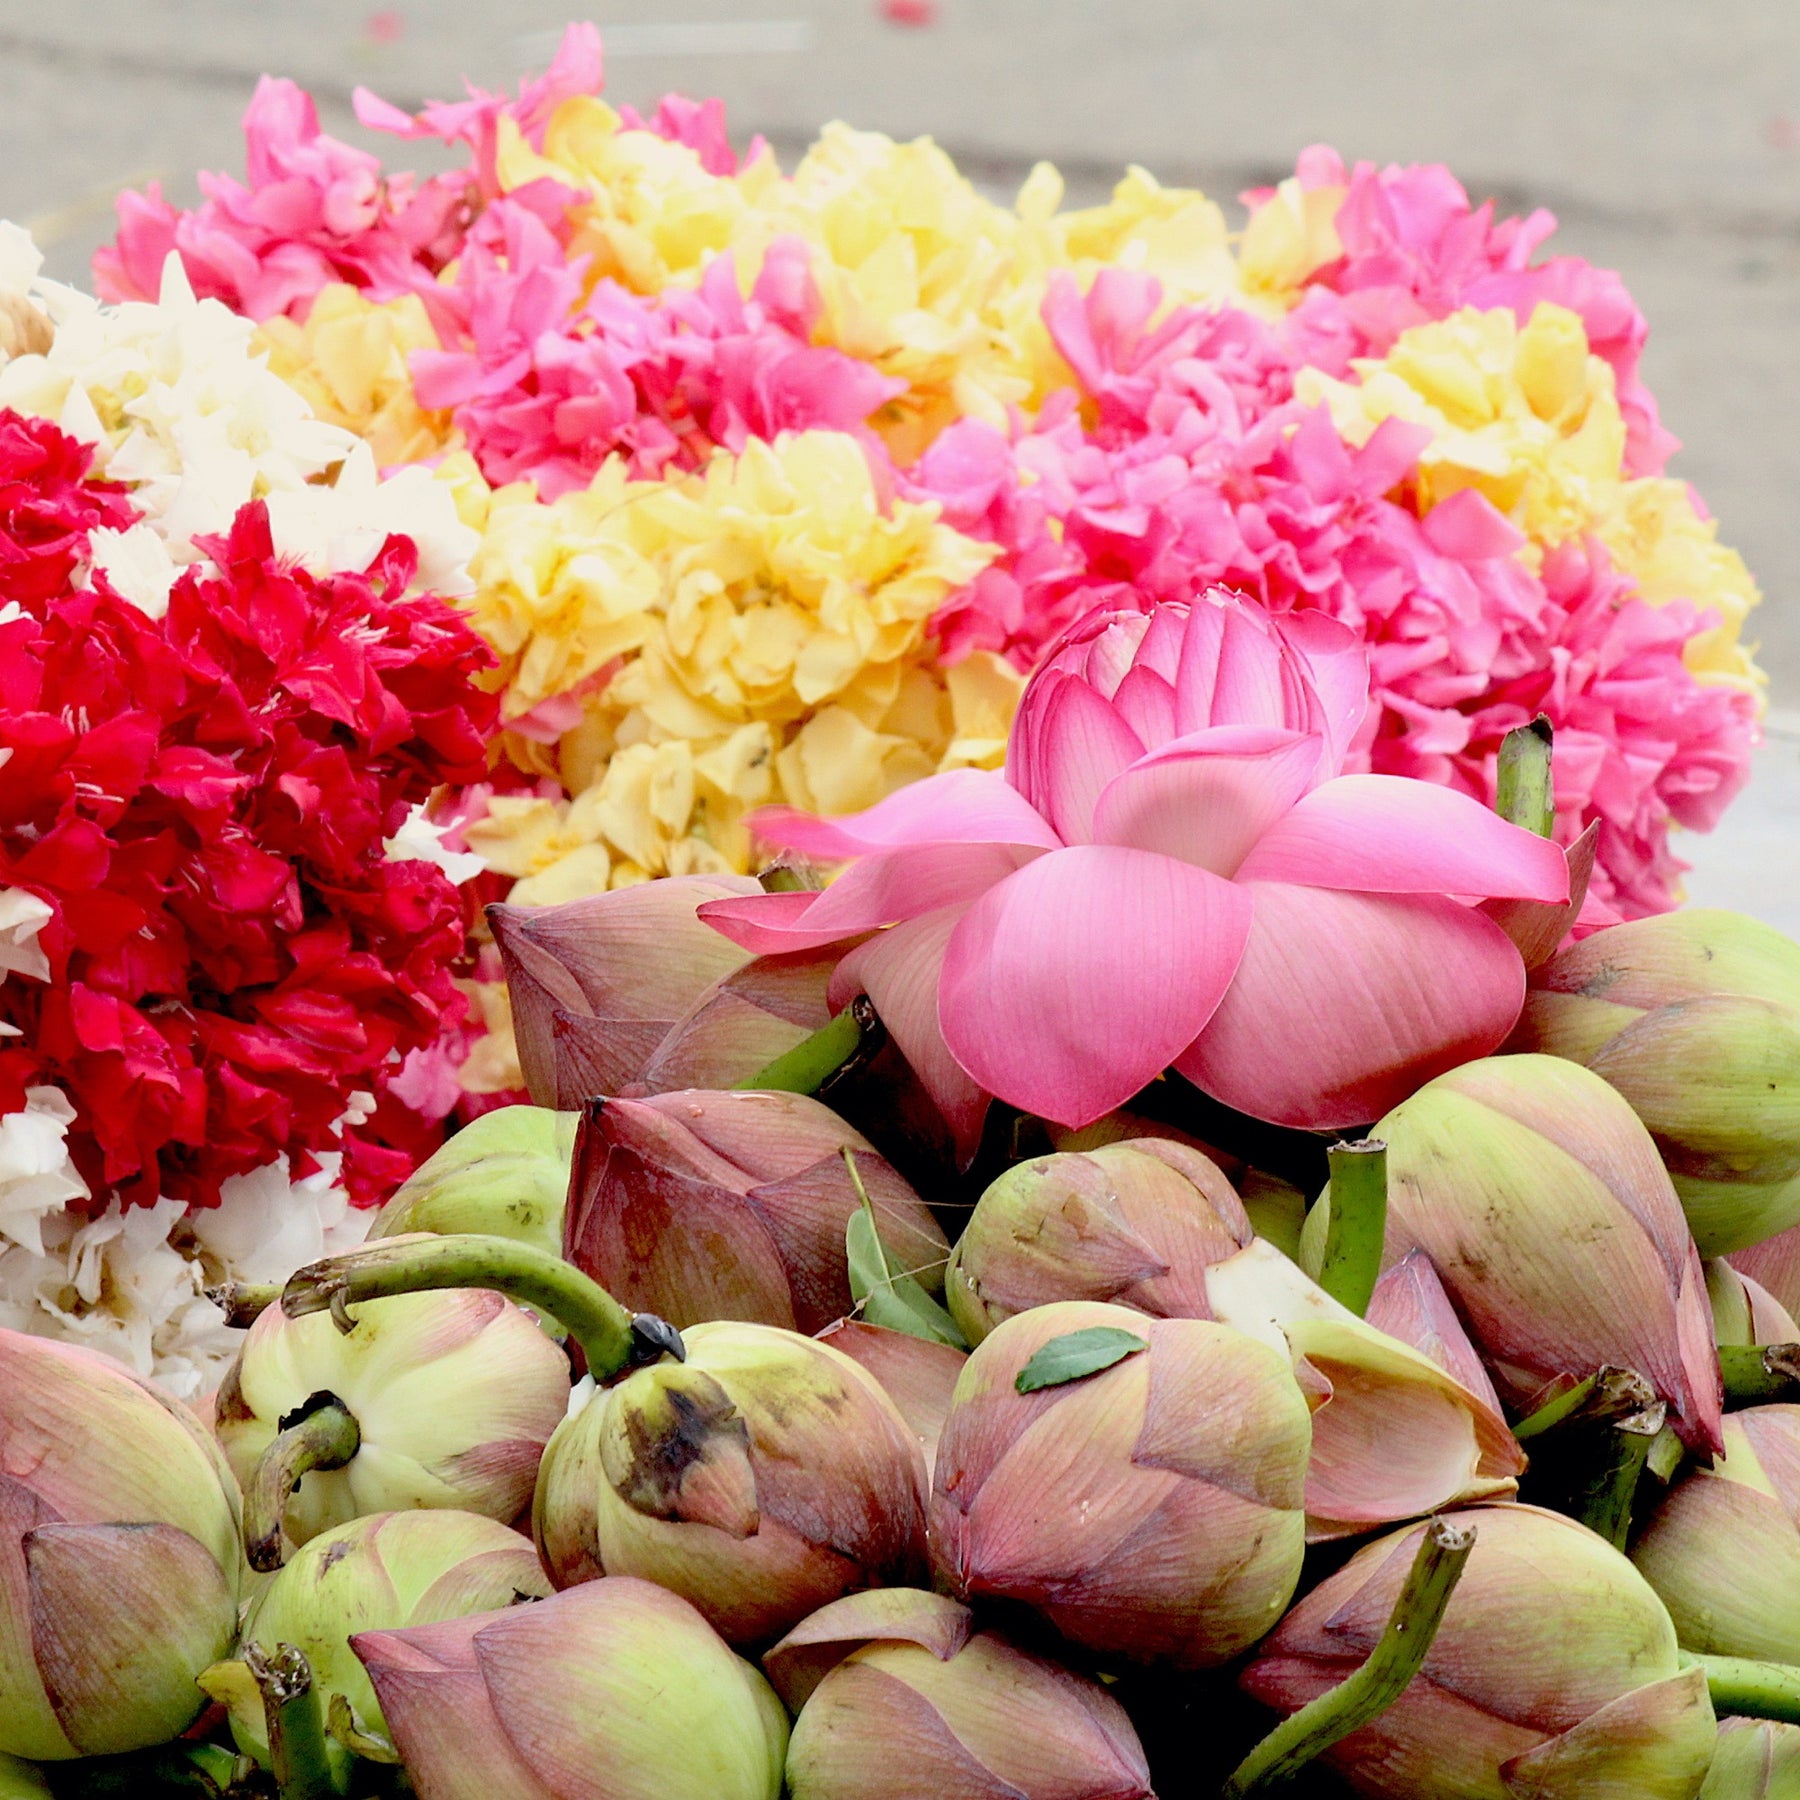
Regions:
[[0, 227, 496, 1391], [4, 584, 1799, 1800]]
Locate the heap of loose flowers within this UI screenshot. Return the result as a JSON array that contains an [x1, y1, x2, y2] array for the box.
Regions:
[[0, 25, 1769, 1388]]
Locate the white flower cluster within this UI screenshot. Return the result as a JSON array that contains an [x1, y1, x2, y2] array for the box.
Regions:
[[0, 228, 478, 1395]]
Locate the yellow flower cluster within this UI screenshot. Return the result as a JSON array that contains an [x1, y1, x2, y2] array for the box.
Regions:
[[1297, 304, 1763, 692], [446, 431, 1021, 904]]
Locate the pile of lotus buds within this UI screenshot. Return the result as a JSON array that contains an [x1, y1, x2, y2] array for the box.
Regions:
[[6, 824, 1800, 1799]]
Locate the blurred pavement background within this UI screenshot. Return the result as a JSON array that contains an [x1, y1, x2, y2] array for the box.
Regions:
[[0, 0, 1794, 927]]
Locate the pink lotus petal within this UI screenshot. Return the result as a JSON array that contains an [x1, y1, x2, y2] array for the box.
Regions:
[[940, 846, 1253, 1129], [1091, 728, 1322, 877], [1178, 883, 1527, 1129], [1234, 774, 1570, 904], [833, 908, 991, 1163], [1009, 673, 1147, 845], [750, 770, 1061, 862]]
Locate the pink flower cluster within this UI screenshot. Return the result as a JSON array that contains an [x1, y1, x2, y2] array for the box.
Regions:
[[0, 411, 499, 1209]]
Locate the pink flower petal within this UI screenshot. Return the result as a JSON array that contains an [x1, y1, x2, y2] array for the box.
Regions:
[[1008, 673, 1146, 845], [700, 844, 1036, 955], [1091, 728, 1323, 876], [1234, 774, 1570, 903], [1178, 883, 1527, 1129], [749, 769, 1060, 861], [833, 908, 991, 1162], [940, 846, 1253, 1129]]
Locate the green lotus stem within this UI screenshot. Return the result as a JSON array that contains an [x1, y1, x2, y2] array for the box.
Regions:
[[1224, 1516, 1476, 1796], [207, 1279, 282, 1328], [1512, 1365, 1656, 1441], [246, 1642, 337, 1800], [244, 1396, 361, 1573], [1571, 1408, 1664, 1550], [281, 1233, 641, 1381], [757, 862, 817, 893], [1686, 1652, 1800, 1724], [739, 994, 877, 1095], [1496, 716, 1555, 837], [1719, 1343, 1800, 1405], [1317, 1139, 1387, 1317]]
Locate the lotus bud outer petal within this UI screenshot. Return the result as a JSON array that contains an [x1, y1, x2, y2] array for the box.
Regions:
[[0, 1754, 50, 1800], [786, 1630, 1153, 1800], [1707, 1260, 1800, 1348], [1242, 1504, 1708, 1800], [763, 1588, 972, 1710], [1701, 1718, 1800, 1800], [536, 1323, 929, 1644], [1633, 1407, 1800, 1661], [490, 875, 762, 1106], [1733, 1223, 1800, 1321], [358, 1577, 786, 1800], [215, 1287, 570, 1549], [223, 1510, 551, 1763], [373, 1106, 577, 1255], [0, 1331, 241, 1761], [564, 1090, 947, 1335], [947, 1139, 1249, 1343], [812, 1323, 966, 1472], [1367, 1250, 1512, 1416], [1355, 1055, 1724, 1454], [634, 950, 837, 1095], [932, 1300, 1309, 1668], [1518, 909, 1800, 1258]]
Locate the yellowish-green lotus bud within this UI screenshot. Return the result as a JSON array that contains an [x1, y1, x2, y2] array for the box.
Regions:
[[1701, 1718, 1800, 1799], [373, 1105, 577, 1255], [1633, 1406, 1800, 1662], [354, 1576, 787, 1800], [1517, 909, 1800, 1256], [0, 1329, 242, 1761], [1243, 1504, 1716, 1800], [535, 1321, 928, 1645], [1707, 1258, 1800, 1349], [203, 1509, 550, 1773], [0, 1755, 49, 1799]]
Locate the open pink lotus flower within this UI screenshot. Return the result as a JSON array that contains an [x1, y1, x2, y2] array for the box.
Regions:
[[702, 590, 1569, 1144]]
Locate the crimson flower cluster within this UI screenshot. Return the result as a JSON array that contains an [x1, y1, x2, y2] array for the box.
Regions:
[[0, 409, 498, 1209]]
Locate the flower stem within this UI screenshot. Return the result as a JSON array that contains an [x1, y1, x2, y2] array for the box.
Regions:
[[1223, 1516, 1476, 1796], [1317, 1140, 1387, 1317], [244, 1394, 361, 1573], [245, 1642, 337, 1800], [1720, 1343, 1800, 1406], [1512, 1365, 1656, 1440], [1686, 1652, 1800, 1724], [280, 1232, 665, 1382], [739, 994, 878, 1095], [1571, 1408, 1665, 1549], [1496, 716, 1555, 837], [207, 1280, 282, 1328]]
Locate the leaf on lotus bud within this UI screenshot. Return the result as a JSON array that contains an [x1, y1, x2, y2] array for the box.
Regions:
[[1014, 1326, 1148, 1394], [844, 1151, 965, 1349]]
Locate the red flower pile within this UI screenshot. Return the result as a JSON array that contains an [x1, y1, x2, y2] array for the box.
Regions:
[[0, 409, 498, 1211]]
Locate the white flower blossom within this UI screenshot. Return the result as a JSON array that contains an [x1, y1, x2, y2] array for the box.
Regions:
[[85, 521, 179, 618], [383, 803, 487, 884], [0, 886, 52, 984], [0, 1087, 90, 1253]]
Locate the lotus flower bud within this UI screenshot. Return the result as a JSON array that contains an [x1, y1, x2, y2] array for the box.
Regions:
[[215, 1276, 570, 1553], [931, 1300, 1311, 1667], [1707, 1259, 1800, 1349], [203, 1510, 550, 1771], [1515, 909, 1800, 1256], [0, 1330, 242, 1760], [813, 1321, 966, 1472], [1633, 1406, 1800, 1661], [354, 1576, 787, 1800], [0, 1755, 49, 1800], [1242, 1504, 1717, 1800], [1732, 1222, 1800, 1322], [1701, 1719, 1800, 1799], [1310, 1053, 1724, 1453], [564, 1090, 948, 1335], [490, 874, 763, 1107], [770, 1589, 1154, 1800], [373, 1105, 577, 1255], [535, 1321, 929, 1644], [945, 1138, 1250, 1343]]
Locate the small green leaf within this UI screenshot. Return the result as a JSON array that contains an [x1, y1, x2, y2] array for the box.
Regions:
[[1015, 1326, 1148, 1394], [842, 1153, 967, 1349]]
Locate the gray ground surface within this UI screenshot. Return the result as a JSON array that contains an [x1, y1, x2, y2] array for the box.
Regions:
[[0, 0, 1794, 922]]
